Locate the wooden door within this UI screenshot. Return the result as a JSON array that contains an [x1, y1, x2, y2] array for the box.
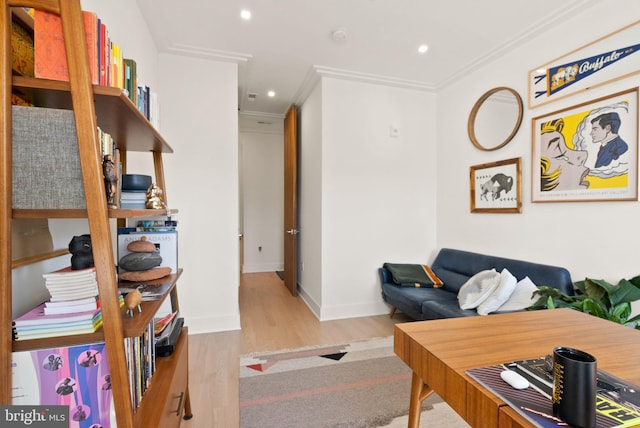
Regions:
[[283, 105, 298, 296]]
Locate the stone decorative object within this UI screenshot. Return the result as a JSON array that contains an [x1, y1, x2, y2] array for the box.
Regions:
[[119, 267, 171, 282], [119, 252, 162, 272], [124, 290, 142, 317], [118, 236, 171, 282]]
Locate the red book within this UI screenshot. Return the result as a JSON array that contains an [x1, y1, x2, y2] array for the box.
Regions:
[[34, 9, 99, 84], [99, 20, 107, 86]]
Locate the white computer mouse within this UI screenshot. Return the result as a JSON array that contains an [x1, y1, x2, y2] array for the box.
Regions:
[[500, 370, 529, 390]]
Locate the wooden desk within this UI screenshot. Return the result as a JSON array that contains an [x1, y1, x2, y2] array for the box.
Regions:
[[394, 309, 640, 427]]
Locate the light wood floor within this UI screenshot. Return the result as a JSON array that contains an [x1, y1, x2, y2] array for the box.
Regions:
[[181, 272, 412, 427]]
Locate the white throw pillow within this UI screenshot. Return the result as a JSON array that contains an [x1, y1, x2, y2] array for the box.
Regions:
[[458, 269, 500, 310], [495, 276, 539, 313], [477, 268, 518, 316]]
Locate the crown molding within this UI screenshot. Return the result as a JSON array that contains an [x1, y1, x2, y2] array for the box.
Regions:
[[315, 66, 435, 91], [165, 43, 252, 63], [294, 65, 436, 107], [240, 110, 285, 120]]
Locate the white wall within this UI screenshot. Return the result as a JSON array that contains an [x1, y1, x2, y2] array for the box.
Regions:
[[158, 54, 240, 333], [299, 82, 324, 314], [299, 77, 438, 320], [436, 1, 640, 286], [240, 130, 284, 273]]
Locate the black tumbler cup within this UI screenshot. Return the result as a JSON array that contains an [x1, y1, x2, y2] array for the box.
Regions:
[[552, 346, 597, 428]]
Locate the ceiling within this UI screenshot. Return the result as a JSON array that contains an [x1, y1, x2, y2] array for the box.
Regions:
[[136, 0, 595, 124]]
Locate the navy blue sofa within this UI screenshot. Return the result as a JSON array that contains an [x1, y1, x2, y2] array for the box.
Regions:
[[379, 248, 573, 320]]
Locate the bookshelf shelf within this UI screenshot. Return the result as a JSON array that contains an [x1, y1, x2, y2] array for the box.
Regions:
[[12, 76, 172, 154], [13, 207, 178, 219], [119, 270, 182, 337], [11, 248, 69, 269], [12, 270, 183, 352], [2, 3, 191, 427]]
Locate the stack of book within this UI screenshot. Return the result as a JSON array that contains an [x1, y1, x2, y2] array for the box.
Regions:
[[43, 266, 99, 303], [154, 311, 178, 339], [119, 191, 147, 209], [33, 9, 158, 123], [12, 266, 106, 341], [12, 303, 103, 341]]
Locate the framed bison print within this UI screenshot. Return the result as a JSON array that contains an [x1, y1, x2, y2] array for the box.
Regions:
[[470, 157, 522, 213]]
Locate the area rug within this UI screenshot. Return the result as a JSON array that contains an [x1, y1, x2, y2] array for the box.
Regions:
[[239, 336, 470, 428]]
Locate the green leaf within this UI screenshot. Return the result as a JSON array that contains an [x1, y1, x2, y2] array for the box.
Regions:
[[608, 279, 640, 306], [628, 275, 640, 288], [583, 278, 609, 302], [546, 296, 555, 309], [574, 280, 587, 295], [611, 302, 631, 321], [581, 299, 605, 319]]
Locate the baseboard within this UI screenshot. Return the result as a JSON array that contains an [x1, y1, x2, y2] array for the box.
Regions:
[[297, 286, 390, 321], [242, 262, 284, 273], [297, 285, 320, 318], [184, 313, 241, 334], [319, 300, 390, 321]]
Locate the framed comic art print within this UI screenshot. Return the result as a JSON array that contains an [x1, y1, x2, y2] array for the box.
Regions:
[[470, 157, 522, 213], [532, 88, 638, 202]]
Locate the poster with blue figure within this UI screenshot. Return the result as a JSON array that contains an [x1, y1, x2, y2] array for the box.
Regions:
[[12, 342, 115, 428]]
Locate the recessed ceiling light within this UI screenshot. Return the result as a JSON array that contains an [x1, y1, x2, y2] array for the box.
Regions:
[[331, 28, 348, 43], [240, 9, 251, 20], [418, 44, 429, 54], [267, 90, 275, 97]]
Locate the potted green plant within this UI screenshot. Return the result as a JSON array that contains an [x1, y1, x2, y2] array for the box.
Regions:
[[529, 275, 640, 329]]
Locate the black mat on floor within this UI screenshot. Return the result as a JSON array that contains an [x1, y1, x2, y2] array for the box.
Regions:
[[276, 271, 284, 280]]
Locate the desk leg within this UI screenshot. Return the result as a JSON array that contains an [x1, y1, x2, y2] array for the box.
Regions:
[[408, 371, 434, 428]]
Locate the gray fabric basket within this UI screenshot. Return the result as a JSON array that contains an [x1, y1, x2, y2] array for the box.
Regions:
[[12, 106, 86, 209]]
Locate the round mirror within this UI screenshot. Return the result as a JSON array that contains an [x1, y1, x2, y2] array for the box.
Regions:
[[468, 87, 523, 151]]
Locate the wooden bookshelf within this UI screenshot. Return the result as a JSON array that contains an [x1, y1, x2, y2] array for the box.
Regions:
[[2, 2, 190, 427]]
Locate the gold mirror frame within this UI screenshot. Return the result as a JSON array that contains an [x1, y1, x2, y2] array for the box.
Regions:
[[468, 87, 523, 151]]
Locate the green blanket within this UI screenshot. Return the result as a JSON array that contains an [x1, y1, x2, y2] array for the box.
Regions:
[[383, 263, 443, 288]]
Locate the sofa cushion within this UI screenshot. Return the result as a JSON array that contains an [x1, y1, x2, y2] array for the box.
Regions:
[[477, 268, 518, 315], [422, 299, 478, 319], [431, 248, 574, 295], [495, 276, 539, 313], [457, 269, 500, 309]]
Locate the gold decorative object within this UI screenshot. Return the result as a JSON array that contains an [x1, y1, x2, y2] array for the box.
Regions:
[[146, 183, 166, 209]]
